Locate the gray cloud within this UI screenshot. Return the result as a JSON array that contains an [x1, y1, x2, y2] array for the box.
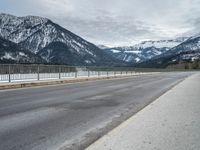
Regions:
[[1, 0, 200, 46]]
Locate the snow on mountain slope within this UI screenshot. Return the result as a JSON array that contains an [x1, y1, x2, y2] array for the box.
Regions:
[[0, 13, 122, 66], [0, 37, 44, 63], [157, 34, 200, 57], [0, 13, 93, 54], [103, 38, 188, 63], [136, 35, 200, 68], [134, 38, 188, 49], [0, 13, 48, 45]]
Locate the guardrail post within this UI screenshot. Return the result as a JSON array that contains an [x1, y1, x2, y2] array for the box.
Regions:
[[8, 64, 11, 82], [75, 71, 77, 78], [37, 65, 40, 81], [88, 70, 90, 77], [59, 66, 61, 79], [98, 71, 100, 77]]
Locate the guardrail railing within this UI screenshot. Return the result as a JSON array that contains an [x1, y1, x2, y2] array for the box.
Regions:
[[0, 64, 189, 83], [0, 64, 139, 83]]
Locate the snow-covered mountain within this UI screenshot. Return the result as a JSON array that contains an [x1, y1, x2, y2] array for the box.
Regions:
[[155, 34, 200, 59], [134, 38, 188, 49], [137, 34, 200, 68], [103, 38, 188, 63], [1, 13, 198, 67], [0, 13, 122, 66], [0, 37, 44, 63], [170, 35, 200, 53]]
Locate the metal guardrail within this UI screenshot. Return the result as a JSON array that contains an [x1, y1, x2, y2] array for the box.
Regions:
[[0, 64, 138, 83], [0, 64, 192, 83]]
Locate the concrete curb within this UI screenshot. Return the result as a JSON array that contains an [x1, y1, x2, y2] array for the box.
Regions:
[[0, 74, 152, 90]]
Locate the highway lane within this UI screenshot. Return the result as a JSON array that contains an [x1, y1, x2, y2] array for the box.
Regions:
[[0, 72, 193, 150]]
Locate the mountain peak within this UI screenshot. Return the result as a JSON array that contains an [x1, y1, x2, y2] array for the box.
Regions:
[[103, 37, 189, 64], [0, 13, 123, 66], [0, 13, 16, 18], [0, 13, 48, 27]]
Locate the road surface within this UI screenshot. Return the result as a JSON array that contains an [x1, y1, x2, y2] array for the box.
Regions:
[[0, 72, 192, 150]]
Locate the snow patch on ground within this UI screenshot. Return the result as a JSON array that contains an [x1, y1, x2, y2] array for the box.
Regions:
[[124, 50, 141, 54], [85, 60, 92, 64], [19, 52, 27, 57], [135, 57, 140, 62], [2, 52, 16, 60], [110, 49, 121, 53]]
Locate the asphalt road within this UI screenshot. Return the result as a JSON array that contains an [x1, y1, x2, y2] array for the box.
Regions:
[[0, 72, 193, 150]]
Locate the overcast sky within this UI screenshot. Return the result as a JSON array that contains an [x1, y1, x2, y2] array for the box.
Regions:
[[1, 0, 200, 46]]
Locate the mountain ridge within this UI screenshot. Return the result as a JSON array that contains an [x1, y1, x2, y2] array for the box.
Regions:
[[102, 38, 188, 64], [136, 34, 200, 68], [0, 13, 199, 67], [0, 36, 44, 63], [0, 13, 124, 66]]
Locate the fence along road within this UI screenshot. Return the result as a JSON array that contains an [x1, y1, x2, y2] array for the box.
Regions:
[[0, 64, 159, 83]]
